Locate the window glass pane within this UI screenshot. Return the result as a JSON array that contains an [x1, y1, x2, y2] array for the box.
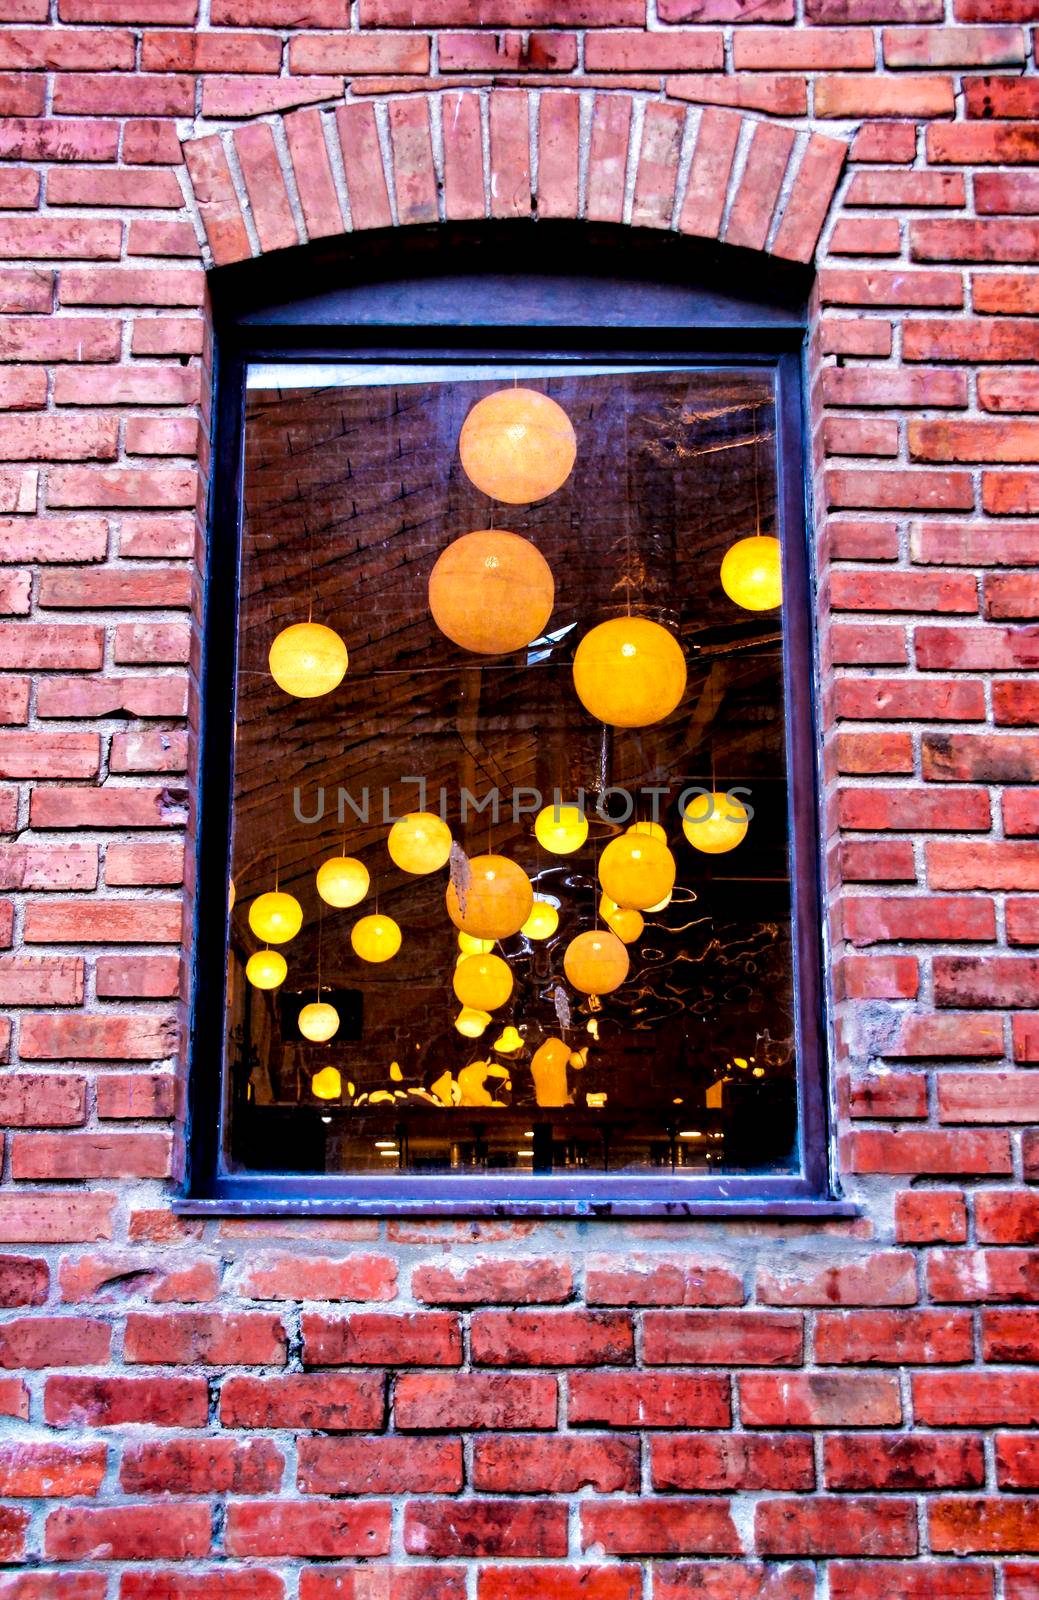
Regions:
[[225, 361, 799, 1180]]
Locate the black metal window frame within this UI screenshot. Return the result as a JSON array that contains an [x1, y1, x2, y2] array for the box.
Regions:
[[178, 223, 847, 1219]]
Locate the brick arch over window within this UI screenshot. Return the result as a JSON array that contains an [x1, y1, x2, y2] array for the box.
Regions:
[[180, 90, 847, 270]]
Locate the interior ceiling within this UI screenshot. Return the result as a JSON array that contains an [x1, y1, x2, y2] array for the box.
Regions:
[[231, 367, 783, 953]]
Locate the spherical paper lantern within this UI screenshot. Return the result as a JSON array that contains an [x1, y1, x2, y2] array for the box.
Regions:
[[721, 534, 782, 612], [245, 949, 287, 990], [299, 1000, 340, 1042], [459, 387, 576, 505], [572, 616, 687, 729], [453, 952, 513, 1012], [564, 929, 630, 996], [429, 530, 554, 656], [351, 913, 402, 964], [446, 854, 533, 941], [534, 803, 588, 856], [598, 833, 676, 911], [316, 855, 369, 909], [600, 894, 644, 945], [521, 899, 559, 941], [455, 1005, 492, 1039], [388, 812, 452, 875], [627, 820, 667, 843], [249, 890, 303, 945], [458, 931, 494, 956], [682, 791, 750, 854], [269, 621, 348, 698], [312, 1065, 342, 1101]]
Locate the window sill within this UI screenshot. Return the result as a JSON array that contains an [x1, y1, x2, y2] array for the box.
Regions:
[[174, 1187, 860, 1221]]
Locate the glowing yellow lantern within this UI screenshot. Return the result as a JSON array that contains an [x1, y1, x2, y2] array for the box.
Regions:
[[455, 1006, 492, 1038], [599, 894, 644, 945], [720, 535, 782, 612], [429, 529, 554, 656], [627, 820, 667, 843], [458, 931, 494, 956], [521, 899, 559, 941], [269, 621, 348, 698], [534, 804, 588, 855], [453, 952, 513, 1012], [298, 1001, 340, 1042], [248, 890, 303, 945], [682, 791, 750, 854], [530, 1036, 570, 1107], [598, 833, 676, 911], [351, 913, 402, 963], [564, 929, 630, 995], [316, 855, 369, 909], [312, 1065, 342, 1100], [572, 616, 687, 729], [459, 387, 576, 505], [493, 1025, 523, 1055], [387, 812, 452, 875], [446, 854, 533, 942], [245, 949, 287, 990]]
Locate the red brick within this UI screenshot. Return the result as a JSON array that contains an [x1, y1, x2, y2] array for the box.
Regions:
[[120, 1438, 284, 1495], [756, 1498, 916, 1557], [235, 1252, 396, 1301], [0, 1073, 85, 1126], [395, 1373, 557, 1430], [931, 1499, 1039, 1555], [472, 1433, 638, 1493], [839, 955, 920, 1000], [742, 1373, 902, 1428], [406, 1499, 566, 1558], [0, 1254, 48, 1307], [303, 1573, 464, 1600], [846, 1128, 1012, 1175], [651, 1434, 815, 1492], [580, 1499, 739, 1557], [940, 1072, 1039, 1124], [928, 843, 1039, 890], [642, 1310, 802, 1365], [927, 1252, 1039, 1306], [0, 1194, 114, 1243], [838, 788, 990, 830], [829, 1569, 993, 1600], [824, 1433, 985, 1490], [226, 1501, 389, 1559], [413, 1256, 571, 1303], [984, 1310, 1039, 1363], [585, 1255, 743, 1306], [976, 1190, 1039, 1244], [837, 841, 917, 883], [834, 677, 984, 721], [303, 1311, 461, 1366], [0, 1441, 106, 1497], [471, 1309, 633, 1365], [843, 896, 996, 946], [46, 1502, 210, 1561], [478, 1574, 640, 1600], [12, 1131, 172, 1180], [220, 1373, 384, 1430], [299, 1436, 462, 1495], [336, 103, 391, 231], [0, 1315, 109, 1369], [568, 1372, 730, 1428], [824, 366, 969, 409], [815, 1309, 970, 1364], [998, 1438, 1039, 1489], [654, 1568, 811, 1600]]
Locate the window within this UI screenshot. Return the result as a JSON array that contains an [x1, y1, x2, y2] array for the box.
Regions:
[[186, 225, 832, 1214]]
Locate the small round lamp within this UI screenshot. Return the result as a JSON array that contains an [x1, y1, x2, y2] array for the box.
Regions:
[[298, 1001, 340, 1042], [269, 621, 348, 698], [564, 929, 630, 995], [248, 890, 303, 945], [598, 833, 676, 911], [534, 804, 588, 855], [316, 855, 369, 909], [453, 952, 513, 1011], [720, 535, 782, 612], [245, 949, 287, 990], [446, 854, 533, 942], [351, 913, 402, 963], [682, 791, 750, 854], [387, 812, 452, 875]]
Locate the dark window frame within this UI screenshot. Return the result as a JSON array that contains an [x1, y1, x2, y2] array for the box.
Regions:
[[179, 223, 847, 1218]]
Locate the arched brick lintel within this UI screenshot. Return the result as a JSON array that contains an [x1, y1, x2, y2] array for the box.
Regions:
[[181, 89, 848, 273]]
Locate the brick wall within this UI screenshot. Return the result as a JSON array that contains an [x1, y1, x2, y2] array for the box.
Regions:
[[1, 0, 1039, 1594]]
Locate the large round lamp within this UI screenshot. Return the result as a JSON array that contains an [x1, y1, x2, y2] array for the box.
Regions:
[[387, 812, 452, 875], [248, 891, 303, 945], [453, 952, 513, 1011], [598, 834, 676, 911], [720, 535, 782, 612], [682, 791, 750, 854], [563, 929, 630, 995], [446, 854, 533, 942], [269, 621, 348, 698], [429, 529, 554, 656], [459, 387, 576, 504], [572, 616, 687, 729]]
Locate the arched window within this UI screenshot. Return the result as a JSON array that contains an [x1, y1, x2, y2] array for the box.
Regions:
[[184, 223, 837, 1216]]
